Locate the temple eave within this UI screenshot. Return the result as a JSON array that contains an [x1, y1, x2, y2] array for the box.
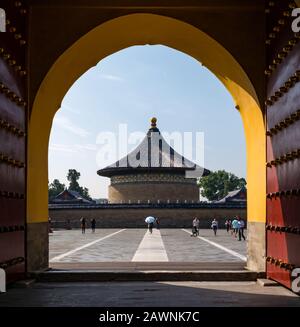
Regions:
[[97, 166, 208, 178]]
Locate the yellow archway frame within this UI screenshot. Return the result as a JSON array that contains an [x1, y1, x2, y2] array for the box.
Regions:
[[28, 14, 266, 268]]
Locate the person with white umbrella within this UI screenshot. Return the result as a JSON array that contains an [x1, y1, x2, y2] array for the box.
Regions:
[[145, 216, 156, 234]]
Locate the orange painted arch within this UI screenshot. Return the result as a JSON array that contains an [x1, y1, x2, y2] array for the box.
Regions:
[[28, 13, 266, 225]]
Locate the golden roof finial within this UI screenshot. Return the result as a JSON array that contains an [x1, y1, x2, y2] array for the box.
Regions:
[[150, 117, 157, 128]]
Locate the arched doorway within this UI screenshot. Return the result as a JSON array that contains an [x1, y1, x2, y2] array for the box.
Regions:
[[27, 13, 266, 272]]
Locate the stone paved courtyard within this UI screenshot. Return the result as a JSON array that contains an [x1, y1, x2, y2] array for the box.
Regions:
[[49, 228, 247, 264], [0, 228, 299, 307]]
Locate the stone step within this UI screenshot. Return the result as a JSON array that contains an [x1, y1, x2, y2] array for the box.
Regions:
[[50, 261, 247, 271], [32, 269, 262, 282]]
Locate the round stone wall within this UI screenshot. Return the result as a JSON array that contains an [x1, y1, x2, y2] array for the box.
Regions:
[[108, 182, 199, 203]]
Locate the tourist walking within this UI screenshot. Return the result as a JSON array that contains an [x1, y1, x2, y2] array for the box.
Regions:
[[225, 219, 231, 233], [48, 217, 53, 233], [145, 216, 156, 234], [211, 218, 218, 236], [231, 217, 239, 238], [148, 222, 154, 234], [155, 217, 160, 230], [191, 217, 200, 236], [80, 217, 86, 234], [237, 216, 246, 241], [91, 218, 96, 233]]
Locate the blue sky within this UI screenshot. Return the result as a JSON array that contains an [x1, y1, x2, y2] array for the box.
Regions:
[[48, 45, 246, 198]]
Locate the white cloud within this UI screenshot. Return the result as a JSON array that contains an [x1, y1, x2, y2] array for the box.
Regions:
[[75, 144, 97, 151], [53, 116, 90, 138], [49, 143, 97, 154], [49, 144, 78, 153], [99, 74, 124, 82], [60, 103, 80, 114]]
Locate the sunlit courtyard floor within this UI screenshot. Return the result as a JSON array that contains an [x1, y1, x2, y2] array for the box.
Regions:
[[49, 228, 247, 265]]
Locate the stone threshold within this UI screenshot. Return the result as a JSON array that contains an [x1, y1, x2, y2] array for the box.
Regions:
[[49, 261, 247, 271], [29, 265, 265, 283]]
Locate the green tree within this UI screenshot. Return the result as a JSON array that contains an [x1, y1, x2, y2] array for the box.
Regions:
[[48, 179, 65, 199], [198, 170, 246, 202], [67, 169, 92, 200], [67, 169, 81, 192], [81, 187, 92, 201]]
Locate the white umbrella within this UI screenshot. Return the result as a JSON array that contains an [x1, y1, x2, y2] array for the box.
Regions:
[[145, 216, 156, 224]]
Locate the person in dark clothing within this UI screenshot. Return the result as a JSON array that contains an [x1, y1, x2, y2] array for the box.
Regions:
[[91, 218, 96, 233], [156, 218, 160, 230], [66, 219, 72, 230], [80, 217, 86, 234], [237, 216, 246, 241], [191, 217, 200, 236], [148, 222, 154, 234], [211, 219, 218, 236], [48, 217, 53, 233], [225, 219, 231, 233]]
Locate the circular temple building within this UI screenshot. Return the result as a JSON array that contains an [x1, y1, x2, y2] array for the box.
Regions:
[[97, 118, 209, 204]]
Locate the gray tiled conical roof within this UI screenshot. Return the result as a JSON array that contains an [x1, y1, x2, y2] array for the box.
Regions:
[[97, 118, 209, 178]]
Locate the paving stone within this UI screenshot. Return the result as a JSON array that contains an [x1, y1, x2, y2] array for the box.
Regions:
[[49, 228, 247, 264]]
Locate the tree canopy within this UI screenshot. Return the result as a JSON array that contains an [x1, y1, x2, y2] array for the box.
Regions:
[[48, 169, 92, 200], [48, 179, 65, 198], [67, 169, 92, 200], [198, 170, 246, 202], [67, 169, 81, 191]]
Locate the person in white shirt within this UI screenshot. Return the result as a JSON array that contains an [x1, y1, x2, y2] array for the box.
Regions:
[[211, 219, 218, 236], [191, 217, 200, 236]]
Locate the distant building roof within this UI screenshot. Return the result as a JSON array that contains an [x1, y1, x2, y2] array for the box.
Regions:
[[216, 186, 247, 204], [49, 189, 94, 204]]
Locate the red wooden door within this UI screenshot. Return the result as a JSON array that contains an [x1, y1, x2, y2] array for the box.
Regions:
[[266, 1, 300, 289], [0, 0, 27, 282]]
